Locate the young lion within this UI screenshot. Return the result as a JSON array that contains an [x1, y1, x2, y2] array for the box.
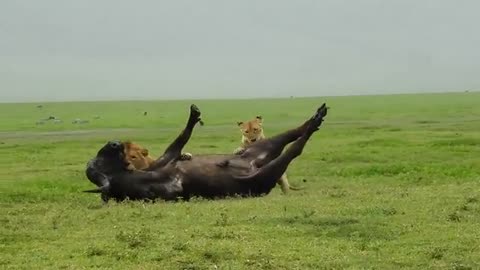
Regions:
[[124, 141, 192, 170], [234, 116, 265, 155], [234, 116, 299, 194]]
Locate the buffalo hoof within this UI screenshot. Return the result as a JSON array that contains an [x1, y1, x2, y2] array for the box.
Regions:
[[190, 104, 203, 125], [307, 103, 328, 133], [190, 104, 201, 118]]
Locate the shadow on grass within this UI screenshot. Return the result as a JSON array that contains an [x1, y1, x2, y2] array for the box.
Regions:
[[281, 216, 359, 227], [276, 215, 397, 242], [430, 138, 480, 147]]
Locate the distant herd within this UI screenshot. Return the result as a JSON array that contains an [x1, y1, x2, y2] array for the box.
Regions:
[[84, 104, 328, 202]]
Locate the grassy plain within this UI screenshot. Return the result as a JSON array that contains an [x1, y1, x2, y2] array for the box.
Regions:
[[1, 92, 479, 269]]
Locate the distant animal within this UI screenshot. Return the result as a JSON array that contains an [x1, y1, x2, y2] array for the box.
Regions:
[[143, 111, 148, 116], [37, 105, 43, 108], [234, 116, 301, 194], [72, 119, 89, 124], [84, 103, 328, 202]]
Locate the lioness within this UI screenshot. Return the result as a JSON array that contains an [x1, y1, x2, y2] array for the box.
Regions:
[[234, 116, 300, 194], [234, 116, 265, 155], [124, 141, 191, 170]]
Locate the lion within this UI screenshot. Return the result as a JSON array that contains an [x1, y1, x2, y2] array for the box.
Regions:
[[233, 116, 301, 194], [234, 116, 265, 155], [124, 141, 192, 170]]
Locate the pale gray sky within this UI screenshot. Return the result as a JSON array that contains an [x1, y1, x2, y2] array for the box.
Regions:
[[1, 0, 479, 102]]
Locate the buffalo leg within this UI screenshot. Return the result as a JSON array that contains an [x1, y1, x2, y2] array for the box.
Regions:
[[244, 104, 328, 194], [150, 104, 202, 169], [243, 104, 328, 167]]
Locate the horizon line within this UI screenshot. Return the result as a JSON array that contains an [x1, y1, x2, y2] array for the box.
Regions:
[[0, 90, 477, 104]]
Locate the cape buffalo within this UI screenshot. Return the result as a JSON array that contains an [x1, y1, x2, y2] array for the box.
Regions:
[[85, 103, 328, 202]]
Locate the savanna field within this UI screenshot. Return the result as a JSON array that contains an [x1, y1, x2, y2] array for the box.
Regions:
[[0, 92, 479, 269]]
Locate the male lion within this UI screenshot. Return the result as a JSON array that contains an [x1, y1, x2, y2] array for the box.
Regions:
[[234, 116, 301, 194]]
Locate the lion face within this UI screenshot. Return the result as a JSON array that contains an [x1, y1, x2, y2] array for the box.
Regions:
[[237, 116, 264, 143], [123, 141, 155, 170]]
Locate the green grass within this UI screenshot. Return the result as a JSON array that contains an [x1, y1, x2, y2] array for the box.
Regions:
[[1, 92, 479, 269]]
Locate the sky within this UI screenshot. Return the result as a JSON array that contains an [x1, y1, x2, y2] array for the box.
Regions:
[[1, 0, 479, 102]]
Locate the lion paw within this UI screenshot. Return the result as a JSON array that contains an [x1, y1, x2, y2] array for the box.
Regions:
[[216, 159, 230, 168], [233, 147, 246, 155], [180, 152, 193, 161]]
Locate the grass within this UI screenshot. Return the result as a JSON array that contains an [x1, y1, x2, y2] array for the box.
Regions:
[[1, 92, 479, 269]]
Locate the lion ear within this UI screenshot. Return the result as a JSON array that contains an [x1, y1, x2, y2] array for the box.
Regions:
[[256, 116, 263, 124], [123, 141, 131, 149], [237, 121, 243, 126], [141, 149, 149, 157]]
